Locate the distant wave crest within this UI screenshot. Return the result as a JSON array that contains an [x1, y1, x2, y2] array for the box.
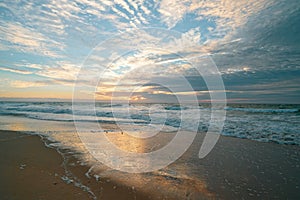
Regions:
[[225, 107, 299, 113]]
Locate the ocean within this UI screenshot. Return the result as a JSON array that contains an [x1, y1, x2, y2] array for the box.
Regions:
[[0, 102, 299, 145]]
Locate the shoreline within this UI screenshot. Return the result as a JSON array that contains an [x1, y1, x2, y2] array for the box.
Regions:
[[0, 129, 299, 199], [192, 134, 300, 199], [0, 130, 92, 199], [0, 130, 152, 200]]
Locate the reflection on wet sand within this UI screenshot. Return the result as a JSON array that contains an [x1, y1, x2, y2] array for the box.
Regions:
[[1, 115, 299, 199], [105, 130, 174, 153]]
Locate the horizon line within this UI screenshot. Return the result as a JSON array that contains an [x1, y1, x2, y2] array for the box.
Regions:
[[0, 97, 299, 104]]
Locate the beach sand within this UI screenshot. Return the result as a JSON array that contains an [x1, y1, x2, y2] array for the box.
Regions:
[[187, 135, 300, 199], [0, 129, 299, 199], [0, 131, 90, 199], [0, 130, 150, 200]]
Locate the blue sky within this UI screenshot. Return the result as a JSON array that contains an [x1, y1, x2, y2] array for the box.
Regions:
[[0, 0, 299, 103]]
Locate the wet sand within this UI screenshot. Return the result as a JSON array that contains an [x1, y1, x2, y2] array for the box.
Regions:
[[0, 129, 299, 199], [0, 131, 90, 199], [0, 130, 150, 200], [185, 134, 300, 199]]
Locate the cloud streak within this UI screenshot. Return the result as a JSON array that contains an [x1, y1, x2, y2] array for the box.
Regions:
[[10, 80, 47, 88], [0, 22, 63, 57], [0, 66, 33, 75]]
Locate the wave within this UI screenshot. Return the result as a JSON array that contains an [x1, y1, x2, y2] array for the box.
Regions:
[[1, 112, 147, 124], [0, 105, 117, 118], [1, 102, 299, 146], [225, 107, 299, 113], [164, 105, 188, 110]]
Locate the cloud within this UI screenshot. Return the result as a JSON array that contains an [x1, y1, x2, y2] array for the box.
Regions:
[[158, 0, 190, 29], [114, 0, 135, 16], [10, 80, 47, 88], [22, 64, 44, 70], [0, 22, 63, 57], [35, 61, 80, 81], [0, 0, 299, 102], [0, 66, 33, 75], [209, 0, 300, 72]]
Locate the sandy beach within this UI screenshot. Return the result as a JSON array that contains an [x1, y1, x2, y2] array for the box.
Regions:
[[0, 129, 299, 200], [0, 130, 150, 200], [1, 0, 300, 198]]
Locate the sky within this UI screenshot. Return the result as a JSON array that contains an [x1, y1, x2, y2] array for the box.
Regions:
[[0, 0, 299, 103]]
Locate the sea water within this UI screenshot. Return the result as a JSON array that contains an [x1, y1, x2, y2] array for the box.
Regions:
[[0, 101, 299, 145]]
